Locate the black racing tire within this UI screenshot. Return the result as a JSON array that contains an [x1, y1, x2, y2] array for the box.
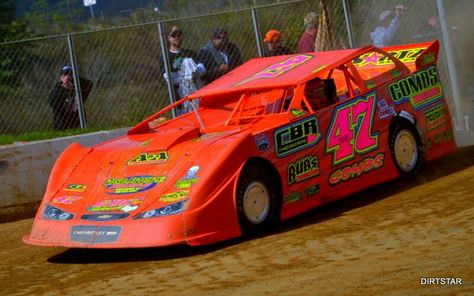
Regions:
[[236, 164, 280, 234], [389, 120, 423, 176]]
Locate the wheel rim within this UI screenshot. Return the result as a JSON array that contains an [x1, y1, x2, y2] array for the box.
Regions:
[[394, 129, 418, 172], [243, 181, 270, 224]]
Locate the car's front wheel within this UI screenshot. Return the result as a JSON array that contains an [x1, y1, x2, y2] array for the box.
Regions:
[[236, 164, 279, 234]]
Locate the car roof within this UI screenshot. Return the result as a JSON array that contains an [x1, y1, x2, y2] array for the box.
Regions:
[[188, 48, 359, 99]]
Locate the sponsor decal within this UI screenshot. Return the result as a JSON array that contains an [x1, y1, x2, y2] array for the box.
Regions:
[[184, 165, 199, 179], [255, 133, 270, 151], [274, 117, 321, 158], [288, 155, 320, 185], [52, 196, 82, 205], [377, 99, 396, 119], [304, 184, 320, 197], [353, 48, 424, 67], [71, 226, 121, 244], [379, 106, 396, 119], [388, 66, 442, 110], [81, 213, 129, 221], [175, 179, 197, 189], [87, 198, 144, 212], [391, 69, 402, 78], [127, 151, 168, 165], [444, 130, 454, 141], [237, 54, 313, 85], [290, 109, 306, 117], [420, 52, 435, 66], [175, 166, 199, 189], [365, 80, 376, 89], [329, 153, 384, 186], [160, 190, 189, 202], [425, 104, 446, 130], [425, 131, 452, 148], [64, 184, 86, 192], [284, 191, 302, 204], [105, 175, 166, 194], [326, 92, 379, 165]]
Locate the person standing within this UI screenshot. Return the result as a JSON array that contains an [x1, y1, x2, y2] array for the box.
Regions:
[[160, 25, 205, 101], [198, 27, 243, 85], [263, 29, 293, 57], [48, 65, 93, 130], [370, 5, 407, 47], [298, 12, 318, 53]]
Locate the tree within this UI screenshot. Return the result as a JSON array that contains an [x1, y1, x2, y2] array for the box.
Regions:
[[0, 0, 28, 42]]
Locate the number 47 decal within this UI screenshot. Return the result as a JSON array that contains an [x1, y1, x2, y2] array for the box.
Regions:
[[326, 92, 379, 166]]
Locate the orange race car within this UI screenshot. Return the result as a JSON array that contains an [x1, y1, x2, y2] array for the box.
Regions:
[[24, 40, 456, 248]]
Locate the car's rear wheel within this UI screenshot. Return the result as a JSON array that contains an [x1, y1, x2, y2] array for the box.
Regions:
[[390, 121, 423, 176], [236, 164, 279, 233]]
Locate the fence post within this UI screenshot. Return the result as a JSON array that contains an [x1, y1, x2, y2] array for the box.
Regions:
[[436, 0, 463, 131], [157, 21, 177, 118], [67, 34, 86, 129], [251, 8, 264, 57], [342, 0, 355, 48]]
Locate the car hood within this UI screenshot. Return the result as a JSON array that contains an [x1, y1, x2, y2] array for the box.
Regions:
[[45, 125, 244, 219]]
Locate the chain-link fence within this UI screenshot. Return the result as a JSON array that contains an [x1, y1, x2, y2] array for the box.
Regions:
[[1, 0, 472, 138]]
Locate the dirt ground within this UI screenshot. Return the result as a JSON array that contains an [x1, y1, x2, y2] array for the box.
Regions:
[[1, 147, 473, 296]]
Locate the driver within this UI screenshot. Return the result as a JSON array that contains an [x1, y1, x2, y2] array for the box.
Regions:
[[304, 77, 331, 111]]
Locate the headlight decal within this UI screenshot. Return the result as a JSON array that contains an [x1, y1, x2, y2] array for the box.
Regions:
[[42, 204, 74, 220], [134, 199, 190, 219]]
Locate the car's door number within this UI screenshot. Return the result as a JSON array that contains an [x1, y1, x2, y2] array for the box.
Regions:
[[326, 92, 379, 165]]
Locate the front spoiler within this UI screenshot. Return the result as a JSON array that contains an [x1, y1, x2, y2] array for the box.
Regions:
[[23, 215, 189, 248]]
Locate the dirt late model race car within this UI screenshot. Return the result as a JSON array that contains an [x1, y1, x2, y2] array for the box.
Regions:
[[24, 40, 456, 248]]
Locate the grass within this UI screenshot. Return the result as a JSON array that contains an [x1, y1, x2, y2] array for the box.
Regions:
[[0, 127, 117, 146]]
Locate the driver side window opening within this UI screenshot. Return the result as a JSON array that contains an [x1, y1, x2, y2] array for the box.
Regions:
[[302, 77, 337, 112]]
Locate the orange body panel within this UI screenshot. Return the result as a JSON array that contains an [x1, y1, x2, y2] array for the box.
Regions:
[[24, 41, 456, 248]]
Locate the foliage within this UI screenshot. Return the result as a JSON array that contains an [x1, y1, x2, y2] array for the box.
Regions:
[[0, 0, 29, 96]]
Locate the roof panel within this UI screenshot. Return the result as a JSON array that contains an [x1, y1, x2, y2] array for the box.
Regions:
[[189, 48, 358, 98]]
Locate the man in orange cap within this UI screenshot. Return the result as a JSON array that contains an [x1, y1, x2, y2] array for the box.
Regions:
[[263, 29, 293, 57]]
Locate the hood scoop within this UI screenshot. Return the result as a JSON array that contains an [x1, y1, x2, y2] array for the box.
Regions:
[[150, 126, 201, 150]]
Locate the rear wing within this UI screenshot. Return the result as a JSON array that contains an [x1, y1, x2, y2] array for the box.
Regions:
[[353, 40, 439, 71]]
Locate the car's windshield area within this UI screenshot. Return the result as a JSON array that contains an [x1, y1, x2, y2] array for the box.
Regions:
[[224, 87, 294, 126], [130, 87, 294, 134]]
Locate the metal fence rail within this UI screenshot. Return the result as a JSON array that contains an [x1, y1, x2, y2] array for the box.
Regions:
[[0, 0, 472, 137]]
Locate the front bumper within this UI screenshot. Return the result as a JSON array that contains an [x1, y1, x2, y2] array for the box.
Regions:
[[23, 215, 188, 248]]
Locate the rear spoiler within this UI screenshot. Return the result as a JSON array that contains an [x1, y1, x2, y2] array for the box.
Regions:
[[353, 40, 439, 70]]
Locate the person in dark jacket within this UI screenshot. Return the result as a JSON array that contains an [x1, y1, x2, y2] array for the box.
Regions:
[[48, 65, 93, 130], [198, 27, 243, 85], [160, 25, 205, 101], [263, 29, 293, 57]]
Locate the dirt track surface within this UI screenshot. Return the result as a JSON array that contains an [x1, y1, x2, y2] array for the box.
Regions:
[[1, 147, 474, 295]]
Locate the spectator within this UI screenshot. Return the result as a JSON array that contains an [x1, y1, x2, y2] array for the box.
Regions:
[[198, 27, 243, 85], [413, 15, 441, 41], [48, 65, 93, 130], [262, 29, 293, 57], [298, 12, 318, 53], [160, 25, 205, 101], [370, 5, 406, 47]]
